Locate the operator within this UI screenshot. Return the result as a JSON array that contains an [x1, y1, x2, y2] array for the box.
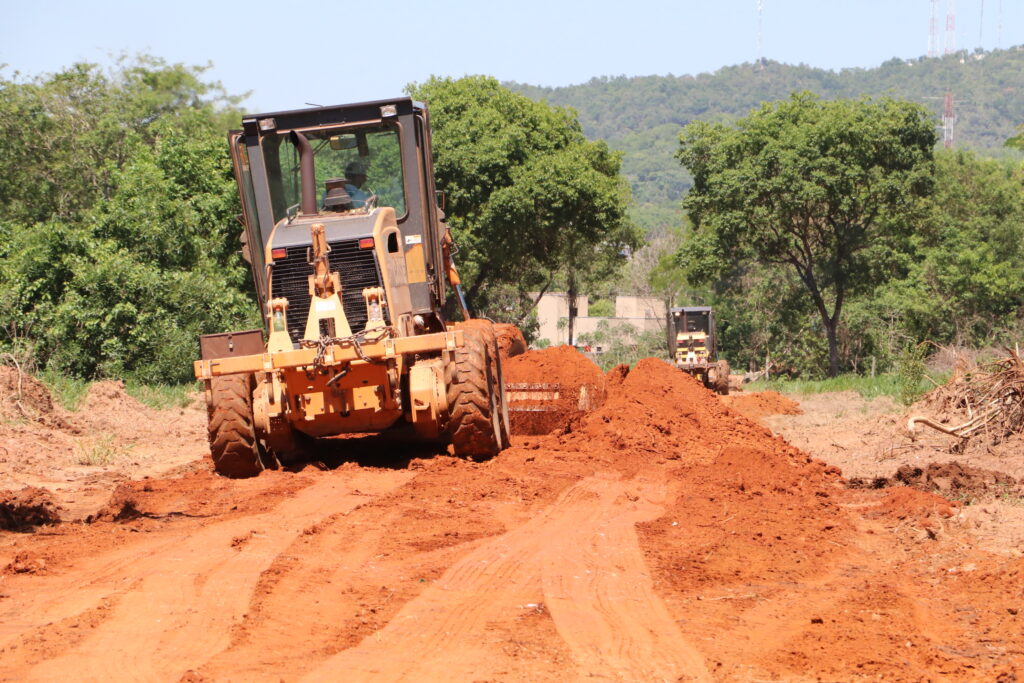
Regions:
[[344, 161, 371, 208]]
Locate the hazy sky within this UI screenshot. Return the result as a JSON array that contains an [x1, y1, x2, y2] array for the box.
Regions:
[[2, 0, 1021, 113]]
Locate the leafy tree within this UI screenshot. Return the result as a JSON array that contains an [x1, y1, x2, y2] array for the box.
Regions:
[[677, 93, 936, 376], [869, 149, 1024, 347], [406, 76, 640, 336], [1008, 124, 1024, 150], [0, 58, 256, 382]]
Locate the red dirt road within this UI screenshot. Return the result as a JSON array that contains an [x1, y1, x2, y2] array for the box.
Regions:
[[1, 354, 1022, 681]]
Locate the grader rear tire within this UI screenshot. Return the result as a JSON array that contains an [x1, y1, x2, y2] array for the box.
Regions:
[[207, 373, 269, 478], [446, 327, 505, 459]]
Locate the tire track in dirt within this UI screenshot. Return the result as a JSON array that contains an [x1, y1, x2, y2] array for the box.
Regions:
[[539, 474, 711, 681], [304, 471, 710, 682], [7, 470, 413, 681]]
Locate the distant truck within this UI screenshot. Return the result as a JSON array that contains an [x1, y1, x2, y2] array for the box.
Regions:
[[667, 306, 729, 395]]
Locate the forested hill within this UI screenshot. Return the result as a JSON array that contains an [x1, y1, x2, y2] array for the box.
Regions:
[[508, 48, 1024, 233]]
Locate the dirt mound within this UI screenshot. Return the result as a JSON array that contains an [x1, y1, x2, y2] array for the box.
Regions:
[[850, 461, 1020, 499], [866, 487, 959, 528], [722, 390, 802, 420], [0, 486, 63, 531], [556, 358, 813, 466], [504, 345, 606, 435], [493, 323, 527, 360], [605, 363, 630, 390], [0, 365, 58, 422], [70, 379, 153, 434], [79, 380, 147, 415]]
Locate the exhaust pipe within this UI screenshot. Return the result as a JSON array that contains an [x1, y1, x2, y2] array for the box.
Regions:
[[290, 131, 317, 216]]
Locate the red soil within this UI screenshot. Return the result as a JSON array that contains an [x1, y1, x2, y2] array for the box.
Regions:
[[504, 345, 607, 435], [722, 389, 803, 419], [1, 355, 1022, 680]]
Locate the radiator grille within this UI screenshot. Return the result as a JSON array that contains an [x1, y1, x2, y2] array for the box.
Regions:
[[270, 240, 385, 340]]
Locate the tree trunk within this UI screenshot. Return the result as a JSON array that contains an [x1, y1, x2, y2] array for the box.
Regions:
[[566, 271, 577, 347], [824, 317, 840, 378]]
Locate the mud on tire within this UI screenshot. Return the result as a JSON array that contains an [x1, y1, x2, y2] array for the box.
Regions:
[[206, 373, 271, 478], [446, 326, 508, 458]]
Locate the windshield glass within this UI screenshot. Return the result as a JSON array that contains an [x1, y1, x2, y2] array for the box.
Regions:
[[260, 122, 406, 223]]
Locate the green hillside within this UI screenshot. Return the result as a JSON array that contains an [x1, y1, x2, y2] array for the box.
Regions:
[[509, 48, 1024, 234]]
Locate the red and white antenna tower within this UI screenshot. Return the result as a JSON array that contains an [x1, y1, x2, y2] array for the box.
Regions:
[[945, 0, 957, 55], [929, 0, 941, 57], [943, 92, 957, 148]]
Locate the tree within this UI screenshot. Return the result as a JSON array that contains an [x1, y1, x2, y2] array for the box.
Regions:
[[677, 93, 936, 376], [406, 76, 640, 333], [0, 58, 256, 382], [1007, 124, 1024, 150], [869, 149, 1024, 347]]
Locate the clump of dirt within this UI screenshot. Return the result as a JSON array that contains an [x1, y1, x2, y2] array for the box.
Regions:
[[865, 487, 959, 528], [0, 365, 67, 428], [723, 390, 803, 420], [850, 461, 1020, 499], [504, 346, 607, 435], [493, 323, 527, 360], [605, 363, 630, 391], [0, 486, 63, 531], [3, 551, 49, 575]]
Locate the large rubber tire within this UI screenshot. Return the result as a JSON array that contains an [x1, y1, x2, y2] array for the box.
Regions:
[[715, 359, 731, 396], [207, 374, 268, 478], [454, 321, 510, 449], [446, 327, 505, 458]]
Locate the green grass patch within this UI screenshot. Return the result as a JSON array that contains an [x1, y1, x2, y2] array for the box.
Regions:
[[39, 369, 91, 411], [74, 435, 131, 466], [746, 372, 947, 401], [39, 371, 198, 412], [124, 380, 199, 410]]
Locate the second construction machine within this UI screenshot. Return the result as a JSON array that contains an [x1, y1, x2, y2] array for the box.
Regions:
[[668, 306, 730, 395], [195, 98, 510, 477]]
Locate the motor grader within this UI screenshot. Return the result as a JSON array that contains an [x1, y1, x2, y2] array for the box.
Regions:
[[668, 306, 730, 395], [194, 98, 510, 477]]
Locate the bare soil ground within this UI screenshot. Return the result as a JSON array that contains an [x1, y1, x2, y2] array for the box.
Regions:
[[1, 354, 1022, 681]]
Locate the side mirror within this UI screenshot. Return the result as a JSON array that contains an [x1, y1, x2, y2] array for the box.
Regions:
[[329, 134, 358, 151], [435, 190, 445, 211]]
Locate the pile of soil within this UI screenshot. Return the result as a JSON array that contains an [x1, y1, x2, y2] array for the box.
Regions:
[[850, 461, 1020, 499], [504, 345, 607, 435], [492, 323, 527, 360], [0, 366, 65, 427], [722, 390, 802, 420], [0, 486, 63, 531], [556, 358, 810, 465], [74, 380, 150, 430]]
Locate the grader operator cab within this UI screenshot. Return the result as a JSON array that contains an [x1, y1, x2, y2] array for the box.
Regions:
[[668, 306, 730, 395], [195, 99, 510, 477]]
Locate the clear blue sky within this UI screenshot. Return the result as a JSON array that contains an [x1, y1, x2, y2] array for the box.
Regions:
[[2, 0, 1021, 113]]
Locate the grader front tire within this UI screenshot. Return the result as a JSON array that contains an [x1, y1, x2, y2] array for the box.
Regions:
[[207, 374, 268, 478], [715, 360, 731, 396], [446, 327, 504, 459]]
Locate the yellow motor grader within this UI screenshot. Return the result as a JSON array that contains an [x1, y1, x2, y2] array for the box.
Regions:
[[195, 99, 509, 477], [668, 306, 730, 395]]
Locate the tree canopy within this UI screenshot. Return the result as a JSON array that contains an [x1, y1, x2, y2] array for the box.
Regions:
[[677, 93, 937, 376], [406, 76, 640, 335], [0, 58, 256, 383]]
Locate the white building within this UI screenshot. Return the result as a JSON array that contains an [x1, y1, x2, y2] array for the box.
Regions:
[[534, 293, 666, 349]]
